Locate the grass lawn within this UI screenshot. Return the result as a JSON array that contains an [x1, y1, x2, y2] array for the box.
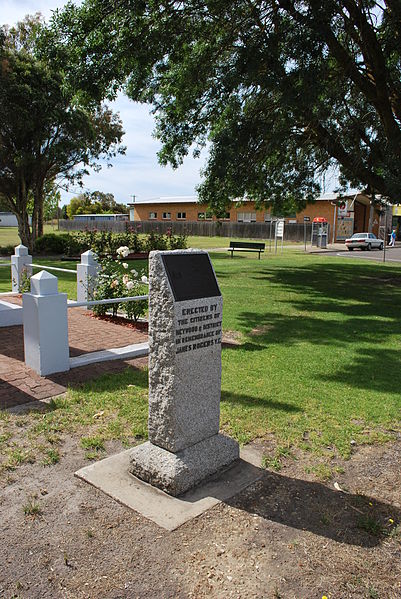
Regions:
[[1, 251, 400, 480], [0, 258, 80, 298], [0, 224, 58, 248]]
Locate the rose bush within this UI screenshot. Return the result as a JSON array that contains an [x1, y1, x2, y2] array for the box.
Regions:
[[91, 247, 148, 321]]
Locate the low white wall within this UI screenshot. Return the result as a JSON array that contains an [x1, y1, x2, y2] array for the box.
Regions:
[[0, 300, 23, 327]]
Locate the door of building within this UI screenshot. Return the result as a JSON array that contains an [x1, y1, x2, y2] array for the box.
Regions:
[[354, 201, 367, 232]]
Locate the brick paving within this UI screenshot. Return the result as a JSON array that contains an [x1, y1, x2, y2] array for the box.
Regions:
[[0, 297, 148, 410]]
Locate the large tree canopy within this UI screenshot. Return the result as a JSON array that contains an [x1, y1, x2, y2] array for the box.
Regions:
[[0, 16, 125, 249], [48, 0, 401, 213]]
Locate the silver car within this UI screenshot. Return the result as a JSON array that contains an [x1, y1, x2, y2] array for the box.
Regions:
[[345, 233, 384, 251]]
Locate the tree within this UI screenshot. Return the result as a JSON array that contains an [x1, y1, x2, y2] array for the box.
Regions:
[[26, 179, 61, 223], [0, 18, 125, 250], [65, 190, 127, 218], [49, 0, 401, 213], [0, 194, 9, 212]]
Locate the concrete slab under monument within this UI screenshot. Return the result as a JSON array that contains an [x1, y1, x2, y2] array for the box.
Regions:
[[74, 446, 262, 531]]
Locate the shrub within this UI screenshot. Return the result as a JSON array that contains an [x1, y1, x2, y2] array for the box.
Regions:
[[167, 231, 188, 250], [33, 233, 69, 255], [0, 244, 15, 256], [91, 249, 148, 321], [144, 231, 168, 252], [63, 234, 84, 257]]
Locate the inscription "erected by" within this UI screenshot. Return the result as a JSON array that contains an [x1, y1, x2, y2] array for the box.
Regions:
[[175, 303, 222, 354]]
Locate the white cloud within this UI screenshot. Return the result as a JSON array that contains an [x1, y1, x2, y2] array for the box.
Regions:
[[1, 0, 68, 26], [60, 95, 206, 205]]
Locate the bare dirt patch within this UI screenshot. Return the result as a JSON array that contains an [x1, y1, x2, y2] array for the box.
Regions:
[[222, 330, 243, 346], [250, 325, 273, 336], [0, 434, 400, 599]]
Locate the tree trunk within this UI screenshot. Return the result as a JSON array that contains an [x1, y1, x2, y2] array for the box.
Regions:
[[15, 180, 33, 252], [16, 210, 33, 252], [31, 201, 39, 247], [33, 182, 45, 238], [37, 198, 44, 238]]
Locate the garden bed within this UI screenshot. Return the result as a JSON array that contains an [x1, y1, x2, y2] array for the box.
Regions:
[[88, 312, 148, 332]]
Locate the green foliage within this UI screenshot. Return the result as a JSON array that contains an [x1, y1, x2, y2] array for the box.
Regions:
[[66, 191, 127, 219], [33, 233, 69, 255], [17, 268, 31, 294], [144, 231, 168, 252], [50, 0, 401, 210], [31, 229, 187, 257], [23, 497, 42, 517], [91, 252, 148, 320], [0, 18, 125, 251], [0, 244, 15, 256]]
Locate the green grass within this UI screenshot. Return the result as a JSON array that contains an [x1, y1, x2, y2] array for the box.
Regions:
[[0, 224, 58, 248], [0, 257, 79, 297], [186, 235, 301, 249], [1, 251, 401, 477], [23, 496, 42, 517], [215, 252, 401, 456]]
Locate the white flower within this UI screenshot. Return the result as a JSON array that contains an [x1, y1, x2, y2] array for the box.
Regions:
[[131, 269, 138, 276], [122, 274, 130, 285], [141, 275, 149, 284], [110, 279, 119, 288], [122, 262, 129, 269], [116, 246, 130, 258], [126, 280, 134, 290]]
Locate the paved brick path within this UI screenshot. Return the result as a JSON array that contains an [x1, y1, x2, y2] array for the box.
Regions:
[[0, 298, 148, 410]]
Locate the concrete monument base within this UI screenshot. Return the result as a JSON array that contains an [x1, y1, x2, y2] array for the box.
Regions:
[[130, 433, 239, 496], [75, 445, 262, 530]]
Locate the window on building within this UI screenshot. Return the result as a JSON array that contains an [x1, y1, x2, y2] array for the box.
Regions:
[[237, 212, 256, 223], [264, 213, 272, 222], [223, 212, 230, 220], [177, 212, 186, 220], [162, 212, 171, 220], [198, 212, 213, 220], [149, 212, 157, 219]]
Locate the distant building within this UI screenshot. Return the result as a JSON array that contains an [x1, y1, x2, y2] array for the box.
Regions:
[[128, 192, 388, 241], [73, 213, 129, 222], [0, 212, 18, 227]]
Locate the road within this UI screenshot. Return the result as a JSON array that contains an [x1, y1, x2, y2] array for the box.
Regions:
[[335, 245, 401, 263]]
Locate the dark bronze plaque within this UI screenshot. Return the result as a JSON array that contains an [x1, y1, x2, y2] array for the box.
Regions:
[[162, 253, 221, 301]]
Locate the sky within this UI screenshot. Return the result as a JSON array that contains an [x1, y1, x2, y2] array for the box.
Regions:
[[2, 0, 206, 207]]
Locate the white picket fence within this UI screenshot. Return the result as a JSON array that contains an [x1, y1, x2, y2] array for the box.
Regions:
[[1, 245, 149, 376]]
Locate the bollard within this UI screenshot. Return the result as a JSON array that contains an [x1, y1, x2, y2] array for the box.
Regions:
[[23, 270, 70, 375], [11, 245, 32, 293], [76, 250, 99, 308]]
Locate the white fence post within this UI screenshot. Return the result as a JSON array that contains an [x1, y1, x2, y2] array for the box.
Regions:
[[23, 270, 70, 376], [77, 250, 99, 308], [11, 245, 32, 293]]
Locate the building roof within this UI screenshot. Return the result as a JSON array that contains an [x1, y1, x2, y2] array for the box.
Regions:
[[128, 195, 198, 205]]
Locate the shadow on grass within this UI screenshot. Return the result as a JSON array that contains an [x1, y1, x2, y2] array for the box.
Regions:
[[2, 364, 148, 412], [227, 468, 400, 547], [221, 390, 300, 413], [234, 260, 401, 394], [250, 260, 401, 309], [50, 362, 149, 394], [320, 347, 401, 395]]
